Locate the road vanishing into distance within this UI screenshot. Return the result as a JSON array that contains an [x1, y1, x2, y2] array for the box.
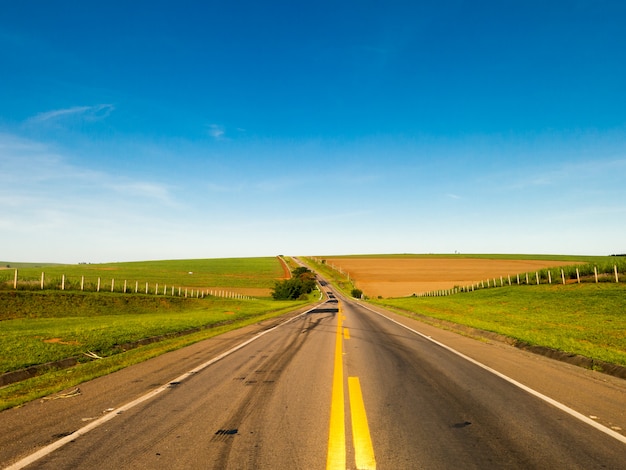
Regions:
[[2, 285, 626, 469]]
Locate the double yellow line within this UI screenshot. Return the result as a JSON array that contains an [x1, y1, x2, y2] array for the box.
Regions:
[[327, 305, 376, 470]]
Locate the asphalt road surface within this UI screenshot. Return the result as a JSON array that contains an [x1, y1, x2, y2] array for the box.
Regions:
[[2, 289, 626, 469]]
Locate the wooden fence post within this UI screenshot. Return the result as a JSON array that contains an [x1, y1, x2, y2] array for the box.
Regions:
[[111, 279, 115, 292], [508, 275, 511, 286], [81, 276, 85, 291], [594, 266, 598, 283], [156, 283, 159, 295], [526, 273, 529, 284], [62, 274, 65, 291], [41, 272, 45, 290], [615, 265, 619, 283], [97, 277, 101, 292], [13, 269, 18, 289], [536, 272, 540, 285], [576, 268, 580, 283], [517, 274, 520, 285], [561, 269, 565, 285], [145, 282, 149, 294], [124, 280, 127, 293], [548, 270, 552, 284]]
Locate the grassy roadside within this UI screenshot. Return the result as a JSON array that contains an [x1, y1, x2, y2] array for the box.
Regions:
[[0, 292, 314, 411], [0, 292, 307, 373], [300, 257, 357, 296], [371, 283, 626, 368]]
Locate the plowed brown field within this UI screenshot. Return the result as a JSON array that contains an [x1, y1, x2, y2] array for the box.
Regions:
[[329, 258, 582, 297]]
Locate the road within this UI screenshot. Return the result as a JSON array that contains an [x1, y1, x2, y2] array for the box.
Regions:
[[2, 288, 626, 469]]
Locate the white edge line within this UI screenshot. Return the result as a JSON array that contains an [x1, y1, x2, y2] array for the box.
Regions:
[[359, 303, 626, 445], [5, 307, 317, 470]]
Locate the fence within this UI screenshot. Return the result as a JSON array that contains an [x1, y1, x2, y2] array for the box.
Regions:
[[2, 270, 255, 300], [417, 262, 624, 298]]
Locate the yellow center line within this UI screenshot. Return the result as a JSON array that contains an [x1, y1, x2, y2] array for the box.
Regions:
[[327, 303, 377, 469], [348, 377, 377, 469], [327, 305, 345, 470]]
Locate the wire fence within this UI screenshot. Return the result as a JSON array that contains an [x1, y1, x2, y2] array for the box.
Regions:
[[1, 270, 255, 300], [417, 260, 625, 297]]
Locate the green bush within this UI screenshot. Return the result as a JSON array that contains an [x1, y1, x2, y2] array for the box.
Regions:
[[271, 267, 316, 300]]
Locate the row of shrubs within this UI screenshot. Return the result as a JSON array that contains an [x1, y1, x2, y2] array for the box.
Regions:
[[539, 258, 626, 283]]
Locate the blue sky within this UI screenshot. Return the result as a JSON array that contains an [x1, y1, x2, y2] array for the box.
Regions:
[[1, 1, 625, 263]]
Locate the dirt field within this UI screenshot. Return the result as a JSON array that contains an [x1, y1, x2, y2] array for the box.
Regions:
[[329, 258, 582, 297]]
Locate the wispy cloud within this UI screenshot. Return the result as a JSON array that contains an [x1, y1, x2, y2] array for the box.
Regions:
[[26, 104, 114, 124], [207, 124, 226, 141], [0, 134, 175, 214]]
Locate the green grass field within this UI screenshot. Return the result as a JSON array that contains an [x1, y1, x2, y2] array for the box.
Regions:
[[372, 283, 626, 367], [0, 257, 286, 292]]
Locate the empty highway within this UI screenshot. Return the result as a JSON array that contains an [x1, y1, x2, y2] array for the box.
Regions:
[[2, 289, 626, 469]]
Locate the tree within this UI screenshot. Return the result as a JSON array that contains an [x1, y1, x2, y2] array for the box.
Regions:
[[271, 267, 317, 300], [351, 288, 363, 299]]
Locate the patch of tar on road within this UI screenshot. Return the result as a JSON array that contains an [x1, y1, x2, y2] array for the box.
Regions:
[[452, 421, 472, 428], [309, 307, 339, 314], [213, 429, 239, 442]]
